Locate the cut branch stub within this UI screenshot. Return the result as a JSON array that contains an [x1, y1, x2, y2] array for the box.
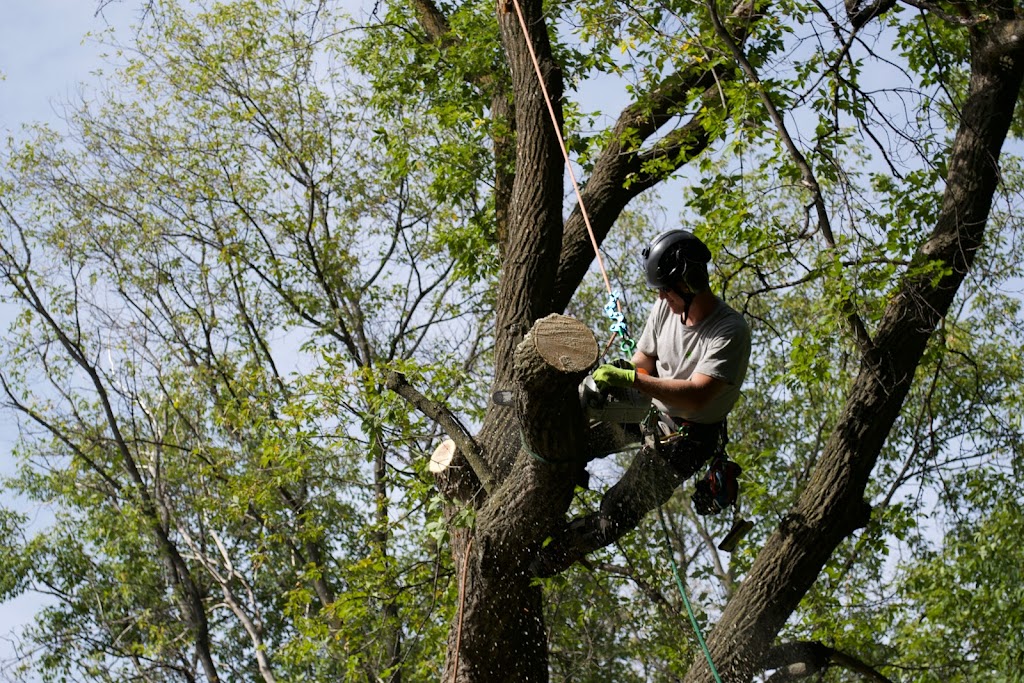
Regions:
[[514, 314, 598, 463], [430, 439, 456, 473], [514, 314, 599, 389]]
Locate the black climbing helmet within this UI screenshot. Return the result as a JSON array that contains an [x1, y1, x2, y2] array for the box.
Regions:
[[642, 229, 712, 291]]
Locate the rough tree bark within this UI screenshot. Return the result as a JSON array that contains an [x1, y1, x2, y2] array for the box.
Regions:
[[440, 315, 598, 681]]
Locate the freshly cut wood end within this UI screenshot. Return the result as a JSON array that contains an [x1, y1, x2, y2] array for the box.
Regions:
[[429, 439, 456, 473], [532, 315, 598, 372]]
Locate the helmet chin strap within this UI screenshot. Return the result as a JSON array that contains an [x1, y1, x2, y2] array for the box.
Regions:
[[672, 285, 697, 324]]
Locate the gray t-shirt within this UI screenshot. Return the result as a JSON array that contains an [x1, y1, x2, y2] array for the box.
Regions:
[[636, 297, 751, 423]]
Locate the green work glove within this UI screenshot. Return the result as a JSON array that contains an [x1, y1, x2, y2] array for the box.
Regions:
[[592, 361, 637, 390]]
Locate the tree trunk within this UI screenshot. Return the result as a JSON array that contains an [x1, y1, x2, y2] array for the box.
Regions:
[[442, 315, 598, 682], [371, 423, 403, 682], [442, 531, 549, 683], [489, 0, 567, 393], [680, 15, 1024, 683]]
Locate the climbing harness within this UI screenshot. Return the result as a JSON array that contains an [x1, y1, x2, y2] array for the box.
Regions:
[[649, 418, 754, 549]]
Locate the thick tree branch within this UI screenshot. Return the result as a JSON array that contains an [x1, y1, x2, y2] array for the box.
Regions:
[[408, 0, 451, 41], [444, 315, 595, 680], [532, 441, 683, 577], [488, 0, 567, 390], [681, 15, 1024, 683], [385, 371, 495, 494]]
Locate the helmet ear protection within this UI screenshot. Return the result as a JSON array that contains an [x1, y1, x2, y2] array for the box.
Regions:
[[642, 230, 712, 291]]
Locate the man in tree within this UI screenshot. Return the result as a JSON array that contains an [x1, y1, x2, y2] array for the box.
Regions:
[[541, 230, 751, 573]]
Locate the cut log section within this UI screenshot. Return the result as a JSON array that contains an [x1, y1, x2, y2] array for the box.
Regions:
[[526, 314, 600, 375], [430, 438, 456, 473], [514, 315, 598, 460]]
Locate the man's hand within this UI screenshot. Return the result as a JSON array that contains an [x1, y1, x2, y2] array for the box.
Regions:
[[592, 361, 637, 390]]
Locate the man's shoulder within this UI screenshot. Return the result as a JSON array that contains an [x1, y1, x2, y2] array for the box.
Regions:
[[708, 299, 749, 334], [645, 298, 673, 326]]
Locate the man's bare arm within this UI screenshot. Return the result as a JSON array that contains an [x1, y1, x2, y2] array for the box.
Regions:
[[634, 368, 725, 413]]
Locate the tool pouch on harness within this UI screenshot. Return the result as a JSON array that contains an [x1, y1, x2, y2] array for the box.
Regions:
[[691, 456, 742, 515], [652, 419, 742, 515]]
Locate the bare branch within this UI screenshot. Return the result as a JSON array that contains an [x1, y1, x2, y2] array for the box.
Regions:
[[705, 0, 876, 358]]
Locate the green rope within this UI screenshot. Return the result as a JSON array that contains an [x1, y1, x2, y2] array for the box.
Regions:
[[657, 509, 724, 683], [520, 431, 579, 468]]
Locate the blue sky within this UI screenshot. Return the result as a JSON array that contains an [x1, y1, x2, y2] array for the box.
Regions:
[[1, 3, 129, 132]]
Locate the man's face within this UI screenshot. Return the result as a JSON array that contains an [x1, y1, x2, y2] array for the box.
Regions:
[[658, 285, 689, 315]]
